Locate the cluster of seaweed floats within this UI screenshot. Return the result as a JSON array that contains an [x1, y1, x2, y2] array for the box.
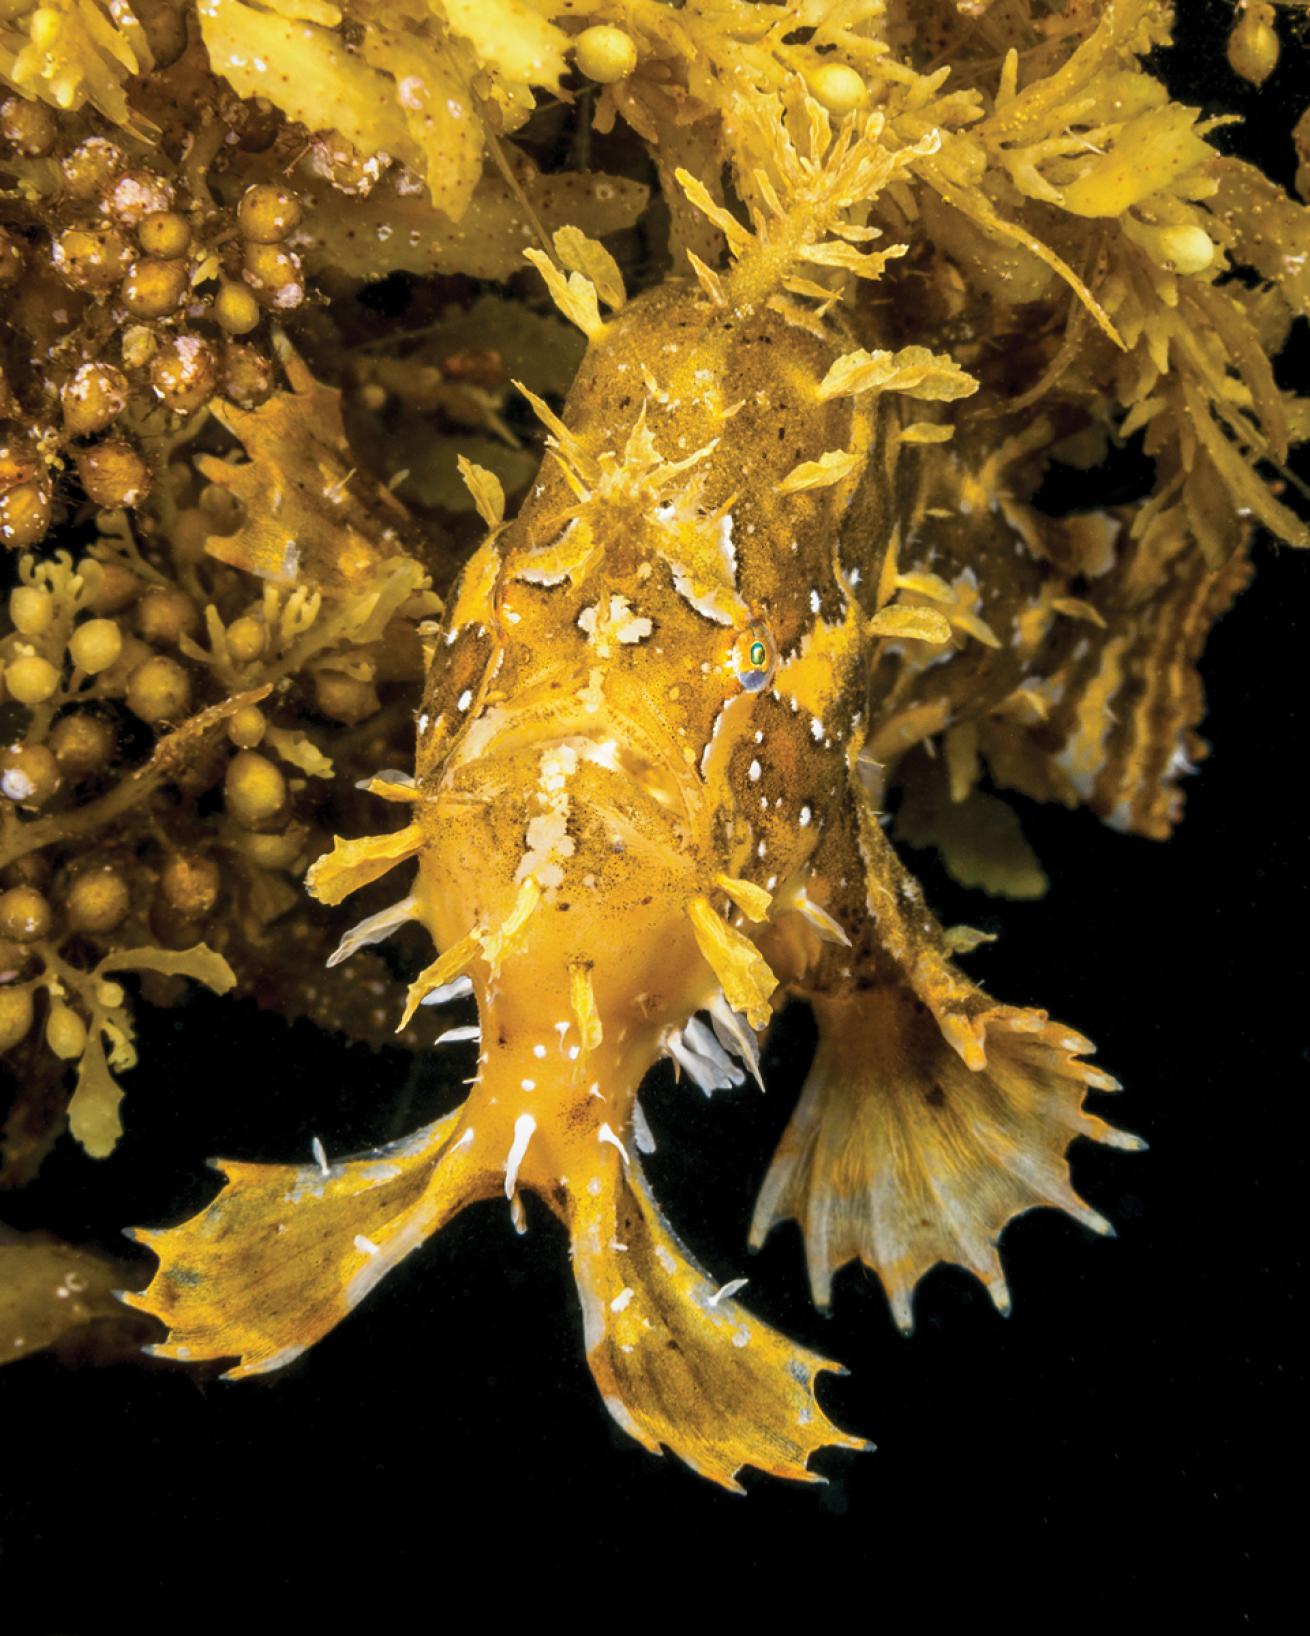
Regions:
[[1, 0, 1307, 1362]]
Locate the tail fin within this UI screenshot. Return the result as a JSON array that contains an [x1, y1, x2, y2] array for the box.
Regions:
[[569, 1150, 868, 1491], [751, 987, 1143, 1332], [122, 1109, 492, 1376]]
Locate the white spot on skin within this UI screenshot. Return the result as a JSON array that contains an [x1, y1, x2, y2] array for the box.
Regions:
[[457, 689, 473, 711], [799, 805, 812, 828], [520, 1078, 536, 1092], [354, 1235, 379, 1256], [610, 1286, 635, 1313], [748, 759, 761, 782]]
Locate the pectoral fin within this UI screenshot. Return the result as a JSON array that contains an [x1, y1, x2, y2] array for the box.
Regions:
[[751, 987, 1142, 1330], [569, 1151, 867, 1491], [123, 1109, 492, 1376]]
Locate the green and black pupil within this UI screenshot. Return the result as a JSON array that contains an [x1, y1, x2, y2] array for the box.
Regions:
[[749, 640, 766, 667]]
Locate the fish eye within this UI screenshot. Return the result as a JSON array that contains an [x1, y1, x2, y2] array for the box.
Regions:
[[731, 621, 776, 693]]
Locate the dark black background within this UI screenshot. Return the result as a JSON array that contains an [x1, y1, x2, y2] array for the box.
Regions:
[[2, 3, 1305, 1626]]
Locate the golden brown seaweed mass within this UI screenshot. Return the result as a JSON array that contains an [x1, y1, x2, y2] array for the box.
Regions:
[[0, 0, 1306, 1470]]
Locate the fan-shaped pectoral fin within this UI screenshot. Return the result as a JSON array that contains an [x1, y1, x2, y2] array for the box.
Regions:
[[122, 1110, 495, 1376], [750, 986, 1141, 1331], [568, 1150, 868, 1491], [752, 770, 1143, 1329]]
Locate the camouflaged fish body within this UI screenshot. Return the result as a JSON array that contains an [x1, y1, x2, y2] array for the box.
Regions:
[[127, 109, 1175, 1489]]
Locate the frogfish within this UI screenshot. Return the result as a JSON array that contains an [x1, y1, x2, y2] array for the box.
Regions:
[[127, 103, 1176, 1490]]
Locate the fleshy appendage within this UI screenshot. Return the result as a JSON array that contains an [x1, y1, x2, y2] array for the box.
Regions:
[[569, 1148, 868, 1491], [750, 987, 1144, 1331], [121, 1109, 493, 1375]]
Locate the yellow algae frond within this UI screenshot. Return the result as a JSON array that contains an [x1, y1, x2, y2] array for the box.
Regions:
[[687, 896, 777, 1032], [198, 343, 415, 593], [524, 224, 629, 338], [440, 0, 568, 92], [66, 946, 236, 1159], [306, 825, 424, 906], [893, 571, 1002, 651], [898, 422, 956, 446]]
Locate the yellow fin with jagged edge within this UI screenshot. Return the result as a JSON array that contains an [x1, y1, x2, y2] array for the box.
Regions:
[[122, 1110, 494, 1376], [751, 988, 1141, 1331], [570, 1150, 868, 1490]]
